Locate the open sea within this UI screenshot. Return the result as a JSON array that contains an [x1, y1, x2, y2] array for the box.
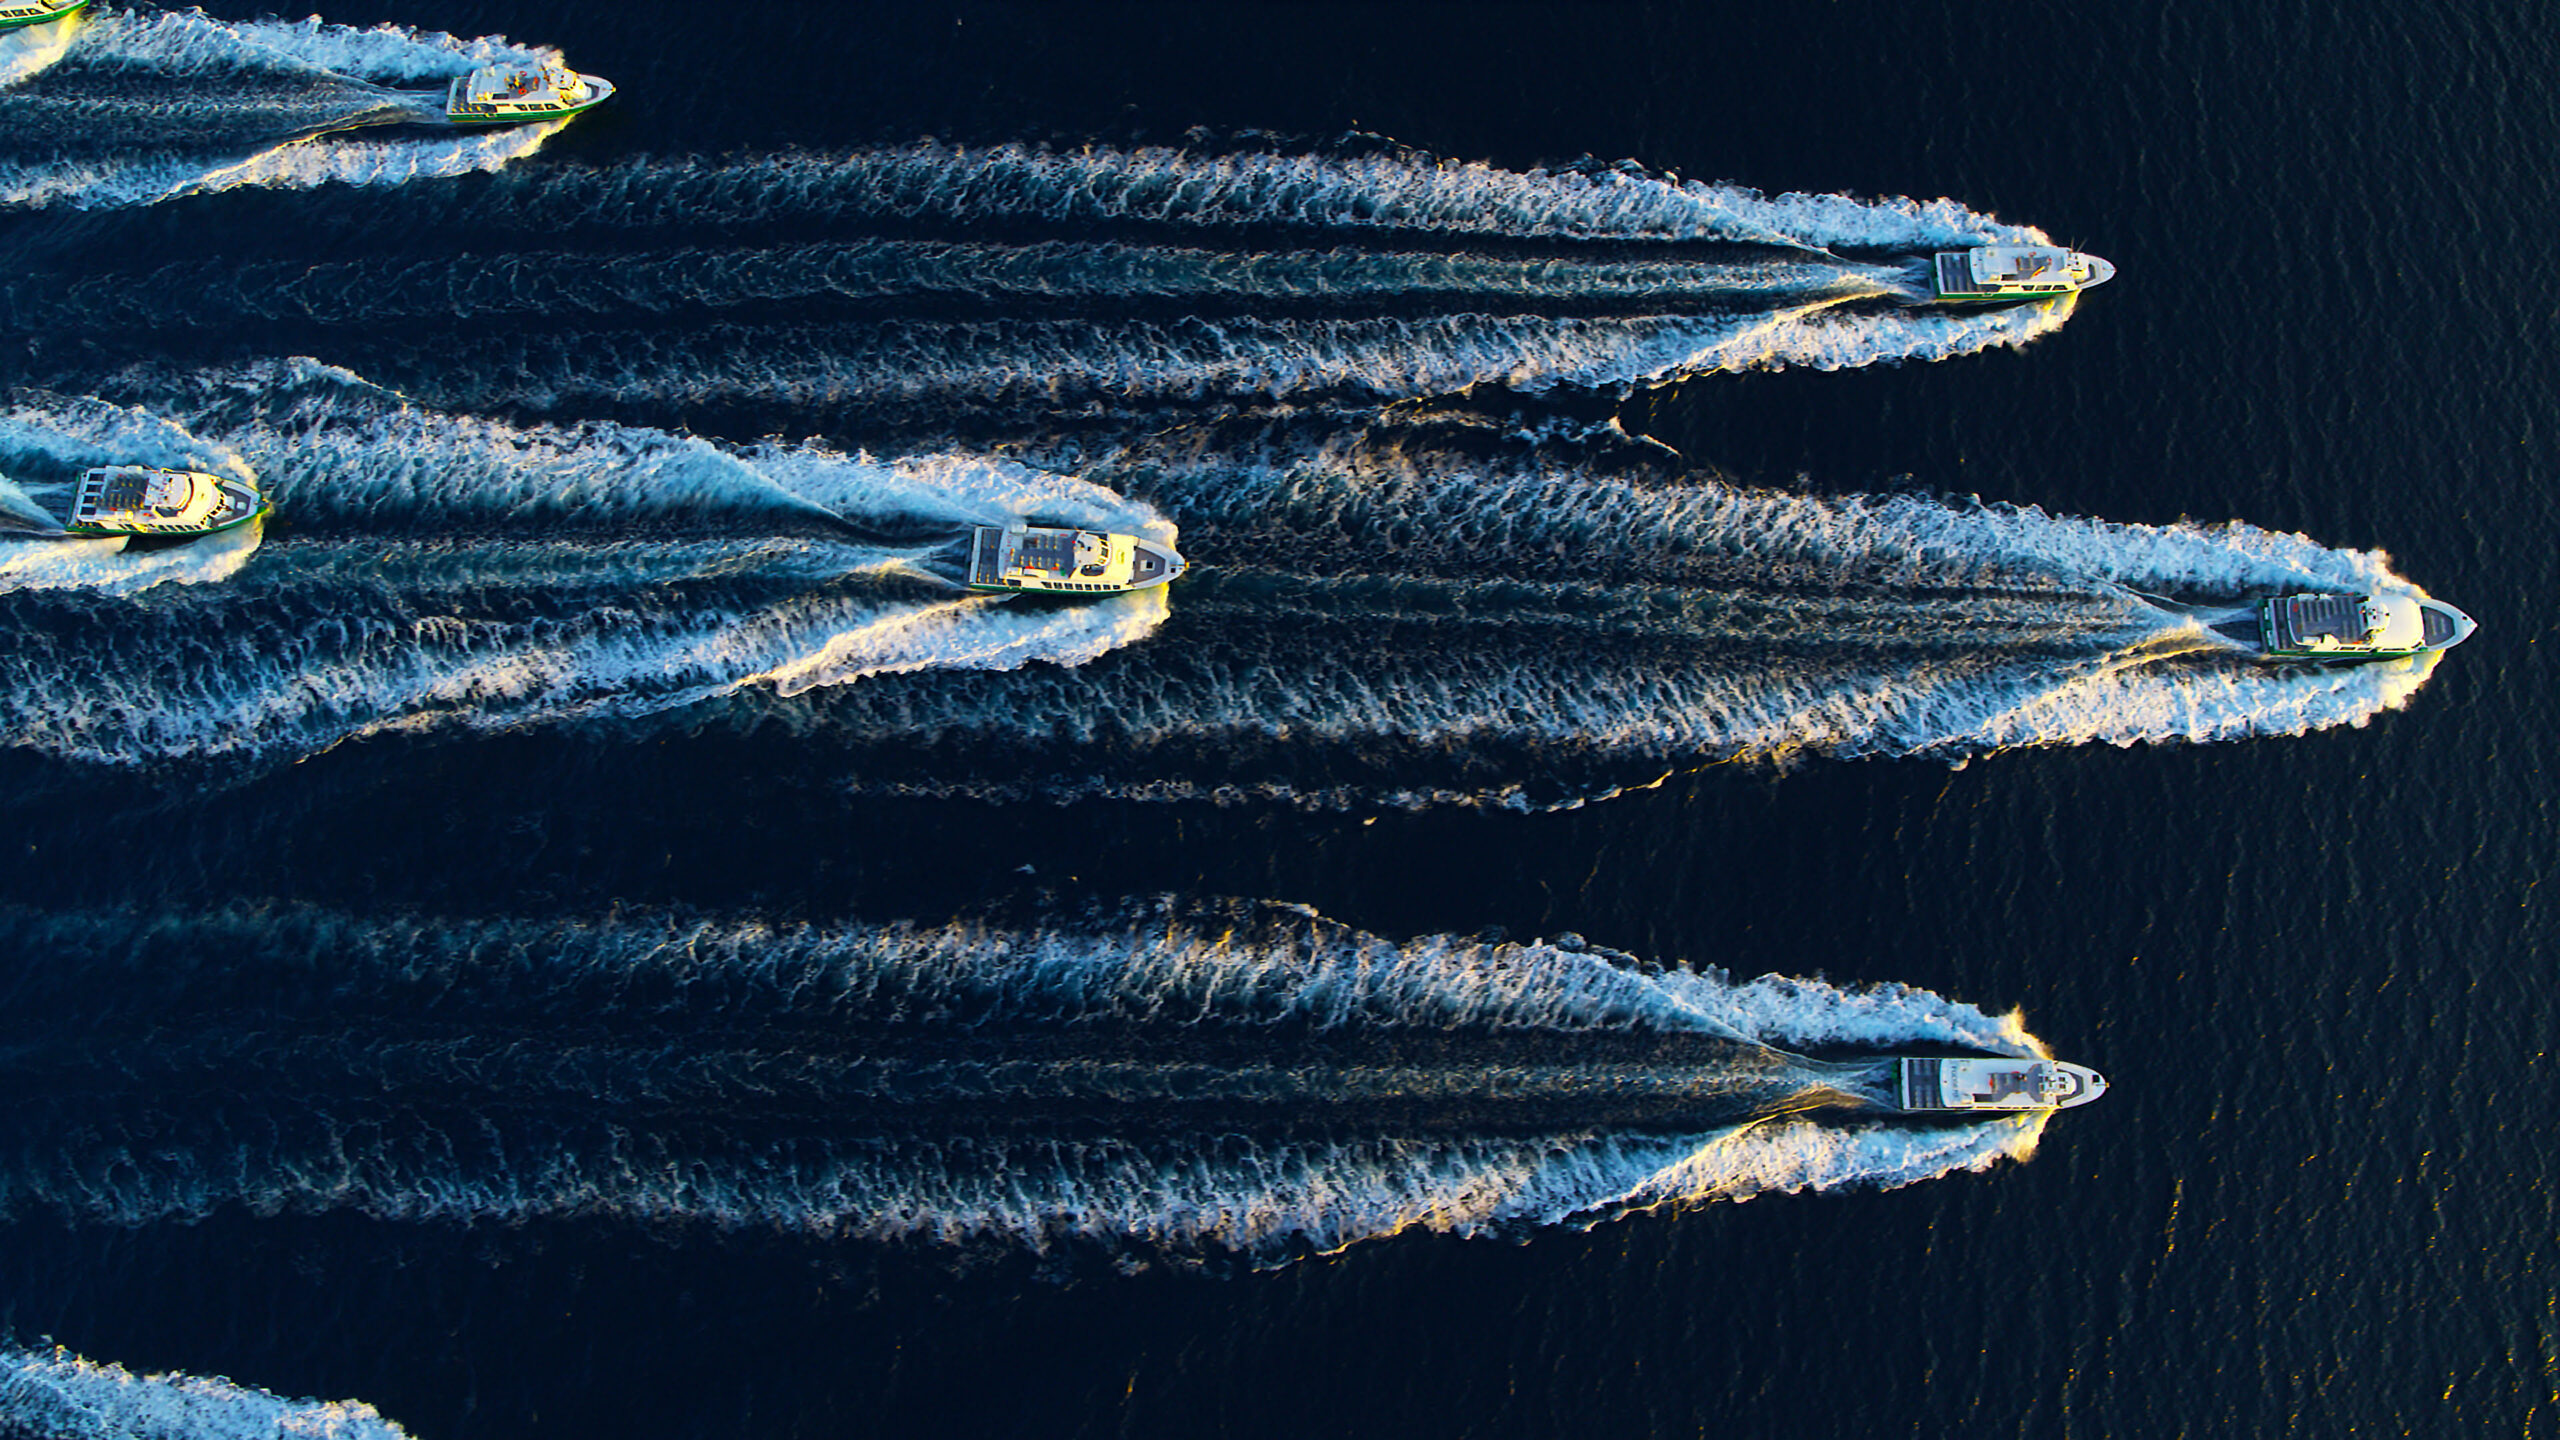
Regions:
[[0, 2, 2552, 1436]]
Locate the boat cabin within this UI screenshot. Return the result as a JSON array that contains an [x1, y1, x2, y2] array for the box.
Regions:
[[968, 525, 1185, 595], [66, 466, 267, 538], [1933, 244, 2116, 300], [2258, 591, 2473, 660], [446, 62, 610, 121]]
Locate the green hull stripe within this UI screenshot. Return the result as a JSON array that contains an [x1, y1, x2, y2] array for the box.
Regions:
[[447, 95, 613, 125], [64, 505, 271, 540], [0, 1, 87, 28]]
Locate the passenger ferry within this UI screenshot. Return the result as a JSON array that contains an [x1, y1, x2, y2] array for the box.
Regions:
[[446, 61, 614, 124], [64, 466, 269, 540], [1894, 1057, 2107, 1112], [967, 525, 1185, 595], [0, 0, 87, 29], [1931, 244, 2115, 302], [2246, 591, 2475, 663]]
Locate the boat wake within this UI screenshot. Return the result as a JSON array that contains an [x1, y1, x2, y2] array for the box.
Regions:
[[688, 430, 2445, 807], [0, 9, 78, 90], [0, 393, 267, 594], [345, 141, 2053, 250], [369, 302, 2072, 428], [0, 367, 1174, 764], [7, 140, 2074, 406], [0, 9, 566, 211], [0, 379, 2444, 786], [0, 900, 2052, 1262], [0, 1344, 413, 1440]]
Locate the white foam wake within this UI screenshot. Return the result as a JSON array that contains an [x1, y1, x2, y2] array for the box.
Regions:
[[0, 1113, 2052, 1262], [0, 901, 2027, 1050], [0, 110, 564, 212], [774, 596, 2434, 804], [155, 117, 563, 205], [0, 9, 78, 89], [250, 1119, 2042, 1258], [749, 438, 2444, 801], [29, 240, 1908, 332], [0, 516, 262, 596], [0, 396, 266, 594], [0, 11, 568, 210], [1110, 431, 2399, 595], [433, 143, 2050, 250], [67, 8, 545, 84], [411, 303, 2077, 420], [0, 376, 1178, 759], [0, 474, 57, 530], [0, 903, 2063, 1258], [149, 358, 1170, 533], [0, 541, 1172, 761], [0, 1345, 410, 1440]]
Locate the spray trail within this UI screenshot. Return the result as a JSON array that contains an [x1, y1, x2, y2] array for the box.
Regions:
[[0, 902, 2056, 1261], [680, 432, 2444, 808], [0, 1345, 412, 1440], [0, 369, 1174, 764], [0, 10, 565, 211], [5, 141, 2081, 405], [15, 238, 1910, 330], [281, 141, 2055, 250], [364, 302, 2070, 427], [0, 9, 78, 90], [0, 386, 268, 594], [1, 384, 2439, 787]]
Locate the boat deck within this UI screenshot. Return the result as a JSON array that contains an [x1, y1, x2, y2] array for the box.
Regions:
[[2265, 594, 2369, 650], [969, 527, 1008, 587], [75, 469, 162, 519], [1934, 253, 1995, 298]]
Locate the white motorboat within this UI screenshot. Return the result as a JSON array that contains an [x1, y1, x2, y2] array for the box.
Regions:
[[2246, 591, 2475, 663], [1894, 1056, 2107, 1111], [446, 60, 614, 124], [1931, 244, 2115, 302], [64, 466, 268, 540], [967, 525, 1186, 595]]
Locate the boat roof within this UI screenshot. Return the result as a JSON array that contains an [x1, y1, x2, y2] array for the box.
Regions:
[[1969, 245, 2073, 280]]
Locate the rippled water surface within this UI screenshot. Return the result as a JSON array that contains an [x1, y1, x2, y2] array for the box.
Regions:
[[0, 2, 2552, 1437]]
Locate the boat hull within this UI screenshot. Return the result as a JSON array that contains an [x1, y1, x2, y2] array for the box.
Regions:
[[446, 74, 615, 125], [63, 505, 269, 540], [62, 468, 271, 540], [0, 0, 87, 29]]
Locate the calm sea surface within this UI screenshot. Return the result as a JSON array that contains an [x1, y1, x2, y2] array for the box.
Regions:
[[0, 2, 2553, 1437]]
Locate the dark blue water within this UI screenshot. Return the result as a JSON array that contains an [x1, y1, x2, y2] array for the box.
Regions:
[[0, 2, 2553, 1437]]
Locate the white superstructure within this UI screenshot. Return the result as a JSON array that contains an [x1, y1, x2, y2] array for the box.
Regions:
[[446, 61, 614, 123], [1933, 244, 2115, 301], [1896, 1056, 2107, 1111]]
